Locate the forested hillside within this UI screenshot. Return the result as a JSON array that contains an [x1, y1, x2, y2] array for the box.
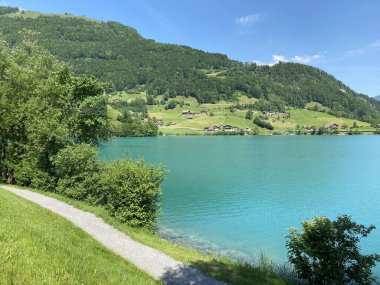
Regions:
[[1, 7, 380, 123]]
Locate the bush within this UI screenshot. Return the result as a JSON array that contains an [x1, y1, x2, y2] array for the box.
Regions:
[[53, 144, 165, 229], [53, 144, 105, 204], [101, 160, 166, 230], [286, 215, 380, 285], [165, 100, 177, 110], [253, 117, 274, 130], [245, 110, 253, 120]]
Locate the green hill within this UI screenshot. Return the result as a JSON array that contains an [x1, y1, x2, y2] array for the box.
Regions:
[[1, 6, 380, 126]]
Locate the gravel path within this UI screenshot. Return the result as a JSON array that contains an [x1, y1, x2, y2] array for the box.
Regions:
[[1, 186, 224, 285]]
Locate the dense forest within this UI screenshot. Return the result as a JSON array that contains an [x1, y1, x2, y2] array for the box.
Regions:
[[0, 7, 380, 123]]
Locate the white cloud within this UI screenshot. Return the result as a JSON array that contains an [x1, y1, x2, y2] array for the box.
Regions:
[[235, 14, 261, 26], [292, 54, 322, 64], [347, 40, 380, 56], [272, 55, 288, 63], [252, 53, 323, 66]]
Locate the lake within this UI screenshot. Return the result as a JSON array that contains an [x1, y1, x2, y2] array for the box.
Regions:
[[100, 136, 380, 276]]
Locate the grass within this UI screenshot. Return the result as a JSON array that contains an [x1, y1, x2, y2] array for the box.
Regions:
[[0, 184, 296, 285], [0, 189, 159, 285]]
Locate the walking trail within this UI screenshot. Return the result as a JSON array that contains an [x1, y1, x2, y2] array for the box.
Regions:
[[1, 186, 224, 285]]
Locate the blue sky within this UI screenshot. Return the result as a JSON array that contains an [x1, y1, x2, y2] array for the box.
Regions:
[[1, 0, 379, 97]]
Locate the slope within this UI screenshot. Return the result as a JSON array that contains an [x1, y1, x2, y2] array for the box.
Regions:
[[0, 6, 379, 124]]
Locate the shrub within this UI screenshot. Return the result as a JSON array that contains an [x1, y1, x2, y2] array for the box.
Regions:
[[52, 144, 105, 204], [165, 100, 177, 110], [286, 215, 380, 285], [101, 160, 166, 230], [245, 110, 253, 120]]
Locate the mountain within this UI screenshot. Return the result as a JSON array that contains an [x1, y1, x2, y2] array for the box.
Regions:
[[1, 6, 380, 124], [374, 95, 380, 101]]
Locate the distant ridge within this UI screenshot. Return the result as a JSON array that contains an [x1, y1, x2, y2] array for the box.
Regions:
[[0, 6, 380, 123], [374, 95, 380, 101]]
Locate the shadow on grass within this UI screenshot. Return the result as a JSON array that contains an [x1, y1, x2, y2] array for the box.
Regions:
[[160, 257, 300, 285], [160, 264, 224, 285]]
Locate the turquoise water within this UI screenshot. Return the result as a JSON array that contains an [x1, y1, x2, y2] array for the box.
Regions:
[[100, 136, 380, 276]]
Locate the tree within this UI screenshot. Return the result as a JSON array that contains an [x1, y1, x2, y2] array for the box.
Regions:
[[245, 110, 253, 120], [146, 94, 155, 105], [165, 100, 177, 110], [0, 34, 109, 184], [253, 117, 273, 130], [286, 215, 380, 285]]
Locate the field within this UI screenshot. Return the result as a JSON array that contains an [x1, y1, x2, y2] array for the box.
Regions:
[[1, 185, 295, 285], [107, 92, 375, 135], [0, 189, 158, 285]]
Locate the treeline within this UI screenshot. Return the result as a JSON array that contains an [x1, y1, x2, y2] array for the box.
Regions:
[[0, 9, 379, 123], [0, 36, 164, 229], [0, 6, 18, 15]]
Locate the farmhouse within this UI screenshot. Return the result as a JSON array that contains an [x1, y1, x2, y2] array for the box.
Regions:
[[223, 125, 238, 132], [325, 123, 339, 129], [204, 125, 238, 132], [181, 110, 196, 116]]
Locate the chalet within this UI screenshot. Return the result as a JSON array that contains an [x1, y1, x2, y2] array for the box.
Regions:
[[204, 126, 216, 132], [181, 110, 196, 116], [244, 127, 252, 132], [199, 110, 208, 115], [205, 125, 239, 132], [325, 123, 339, 129], [375, 124, 380, 129], [263, 111, 276, 116], [223, 125, 238, 132]]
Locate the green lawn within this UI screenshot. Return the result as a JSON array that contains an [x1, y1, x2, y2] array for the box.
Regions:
[[0, 189, 159, 285], [1, 185, 295, 285]]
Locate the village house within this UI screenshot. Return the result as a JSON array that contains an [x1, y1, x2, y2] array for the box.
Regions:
[[325, 123, 339, 129], [199, 110, 208, 115], [244, 127, 252, 132], [223, 125, 238, 132], [204, 125, 239, 132], [263, 111, 276, 116], [375, 124, 380, 129], [204, 126, 216, 132], [181, 110, 196, 116]]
